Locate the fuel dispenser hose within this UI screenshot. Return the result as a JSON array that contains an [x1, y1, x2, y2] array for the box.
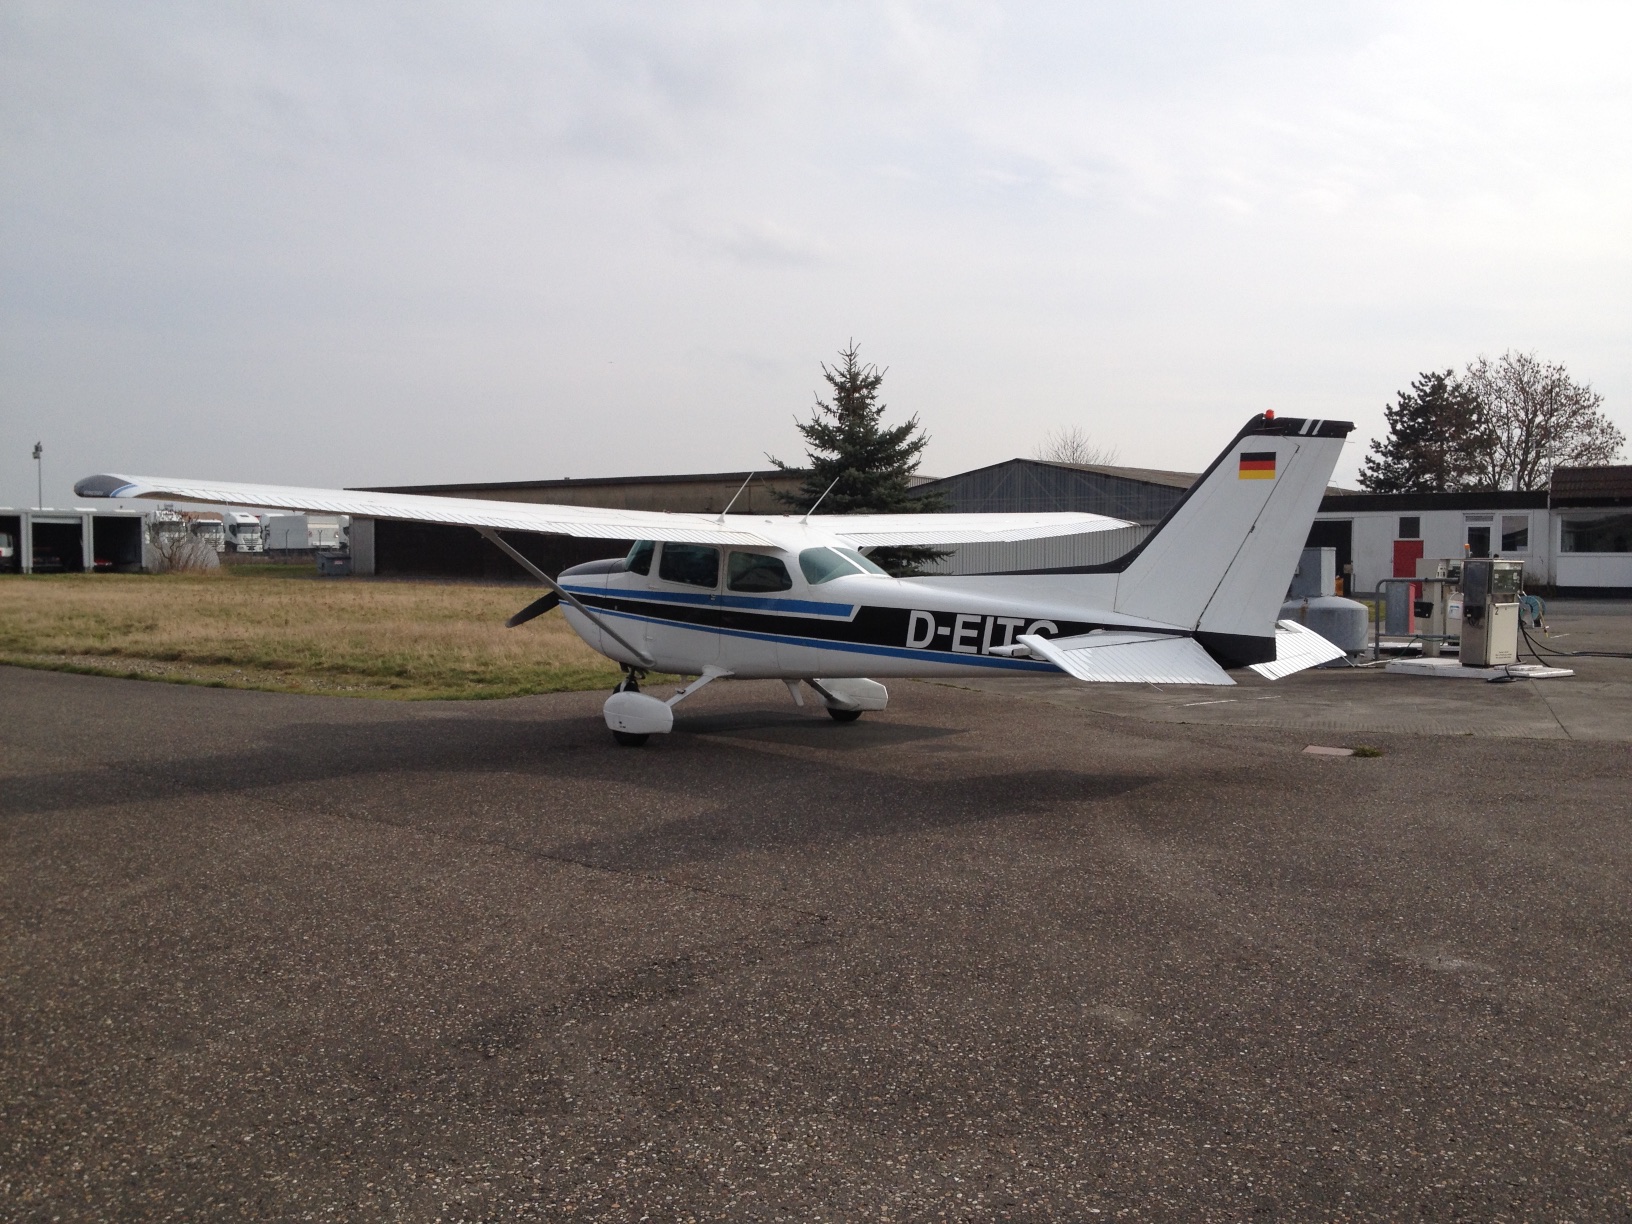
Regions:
[[1515, 593, 1632, 662]]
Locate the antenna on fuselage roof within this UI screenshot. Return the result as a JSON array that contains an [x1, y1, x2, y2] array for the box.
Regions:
[[716, 471, 756, 523], [802, 472, 844, 524]]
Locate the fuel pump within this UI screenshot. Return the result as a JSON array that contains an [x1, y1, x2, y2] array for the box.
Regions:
[[1459, 559, 1523, 667]]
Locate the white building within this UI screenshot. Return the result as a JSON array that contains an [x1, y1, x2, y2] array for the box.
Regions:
[[1312, 465, 1632, 595]]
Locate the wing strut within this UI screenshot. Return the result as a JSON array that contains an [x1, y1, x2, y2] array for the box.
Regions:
[[475, 527, 654, 666]]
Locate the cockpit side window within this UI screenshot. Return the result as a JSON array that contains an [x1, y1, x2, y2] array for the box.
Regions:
[[728, 552, 793, 593], [657, 542, 719, 588], [798, 547, 862, 585], [625, 540, 655, 575]]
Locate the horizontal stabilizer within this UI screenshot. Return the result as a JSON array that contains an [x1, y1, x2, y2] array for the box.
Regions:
[[1247, 619, 1347, 680], [1018, 630, 1235, 686]]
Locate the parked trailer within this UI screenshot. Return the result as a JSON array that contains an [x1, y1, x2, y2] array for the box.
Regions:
[[264, 514, 348, 551]]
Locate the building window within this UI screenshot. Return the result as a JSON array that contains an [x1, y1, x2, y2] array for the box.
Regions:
[[1398, 516, 1420, 539], [1561, 513, 1632, 554], [1500, 515, 1529, 553]]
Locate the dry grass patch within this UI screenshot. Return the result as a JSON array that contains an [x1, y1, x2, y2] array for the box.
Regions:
[[0, 571, 636, 699]]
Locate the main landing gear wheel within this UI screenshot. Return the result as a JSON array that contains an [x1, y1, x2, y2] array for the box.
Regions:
[[827, 707, 863, 723], [611, 729, 650, 747]]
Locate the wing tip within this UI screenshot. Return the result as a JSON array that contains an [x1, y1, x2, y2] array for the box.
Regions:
[[73, 474, 139, 499]]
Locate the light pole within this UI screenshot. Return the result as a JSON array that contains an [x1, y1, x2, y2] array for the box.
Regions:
[[33, 441, 43, 510]]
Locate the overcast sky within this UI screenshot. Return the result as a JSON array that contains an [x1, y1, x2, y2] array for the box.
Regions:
[[3, 1, 1629, 508]]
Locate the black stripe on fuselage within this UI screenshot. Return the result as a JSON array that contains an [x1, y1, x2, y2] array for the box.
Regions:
[[573, 591, 1147, 659]]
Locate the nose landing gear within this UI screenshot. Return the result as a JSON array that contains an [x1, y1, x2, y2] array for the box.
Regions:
[[603, 665, 731, 747]]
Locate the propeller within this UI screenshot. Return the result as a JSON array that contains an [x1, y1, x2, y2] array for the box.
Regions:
[[505, 591, 560, 628]]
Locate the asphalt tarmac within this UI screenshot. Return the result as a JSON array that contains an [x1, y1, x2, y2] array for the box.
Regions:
[[4, 655, 1632, 1221]]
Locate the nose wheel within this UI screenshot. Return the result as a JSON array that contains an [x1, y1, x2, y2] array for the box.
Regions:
[[604, 665, 728, 747], [609, 671, 648, 745]]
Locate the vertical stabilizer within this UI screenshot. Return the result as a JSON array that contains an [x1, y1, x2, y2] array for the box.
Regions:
[[1111, 416, 1352, 665]]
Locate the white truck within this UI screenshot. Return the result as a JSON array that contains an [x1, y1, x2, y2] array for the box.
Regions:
[[187, 513, 226, 552], [223, 511, 265, 553]]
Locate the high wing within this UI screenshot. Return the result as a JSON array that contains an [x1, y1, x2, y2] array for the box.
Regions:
[[74, 473, 779, 545], [73, 473, 1131, 547], [822, 511, 1130, 547]]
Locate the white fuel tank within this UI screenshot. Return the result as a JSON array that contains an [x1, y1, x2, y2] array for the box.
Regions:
[[1277, 596, 1369, 654]]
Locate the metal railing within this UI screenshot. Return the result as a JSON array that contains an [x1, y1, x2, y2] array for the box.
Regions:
[[1366, 577, 1461, 661]]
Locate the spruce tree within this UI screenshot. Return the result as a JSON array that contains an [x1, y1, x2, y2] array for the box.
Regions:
[[772, 341, 947, 574], [1357, 371, 1485, 493]]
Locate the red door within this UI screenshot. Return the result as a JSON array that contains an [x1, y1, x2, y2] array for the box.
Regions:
[[1392, 539, 1425, 632]]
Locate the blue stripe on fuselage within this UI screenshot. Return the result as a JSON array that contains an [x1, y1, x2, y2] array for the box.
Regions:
[[559, 583, 854, 619]]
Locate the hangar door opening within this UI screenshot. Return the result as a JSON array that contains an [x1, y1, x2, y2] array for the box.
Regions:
[[0, 514, 19, 573], [29, 517, 85, 572], [1305, 520, 1353, 594], [93, 517, 145, 571]]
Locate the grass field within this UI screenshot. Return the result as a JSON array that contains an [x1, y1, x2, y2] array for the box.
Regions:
[[0, 570, 639, 699]]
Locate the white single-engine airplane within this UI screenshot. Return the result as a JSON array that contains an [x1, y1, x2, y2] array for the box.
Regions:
[[77, 412, 1352, 745]]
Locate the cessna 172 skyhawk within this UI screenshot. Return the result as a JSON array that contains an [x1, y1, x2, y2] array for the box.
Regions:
[[77, 413, 1352, 745]]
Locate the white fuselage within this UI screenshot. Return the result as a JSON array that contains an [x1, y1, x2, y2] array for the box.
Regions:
[[556, 520, 1177, 680]]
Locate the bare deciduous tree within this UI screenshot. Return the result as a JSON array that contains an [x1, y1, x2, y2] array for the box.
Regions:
[[148, 517, 221, 573], [1033, 425, 1120, 467], [1462, 351, 1623, 491]]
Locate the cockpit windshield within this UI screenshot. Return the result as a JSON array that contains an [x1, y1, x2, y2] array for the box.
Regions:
[[799, 546, 885, 584], [836, 547, 888, 576]]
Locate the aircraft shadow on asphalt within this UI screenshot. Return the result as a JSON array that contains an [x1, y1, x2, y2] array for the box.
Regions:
[[671, 708, 962, 747], [2, 707, 1155, 868]]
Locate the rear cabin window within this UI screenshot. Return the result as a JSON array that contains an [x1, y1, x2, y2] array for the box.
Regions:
[[657, 543, 719, 588], [728, 552, 792, 592], [625, 540, 654, 575]]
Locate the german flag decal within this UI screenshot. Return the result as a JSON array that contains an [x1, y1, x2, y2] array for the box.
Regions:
[[1238, 451, 1276, 480]]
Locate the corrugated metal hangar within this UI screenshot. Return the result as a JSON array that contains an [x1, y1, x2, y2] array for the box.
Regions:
[[25, 455, 1631, 595], [907, 459, 1196, 573], [350, 469, 813, 580], [343, 461, 1195, 579]]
